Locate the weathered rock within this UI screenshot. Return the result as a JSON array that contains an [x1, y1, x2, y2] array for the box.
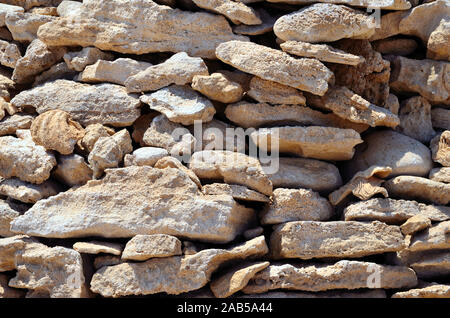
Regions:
[[80, 124, 115, 153], [392, 283, 450, 298], [368, 10, 408, 41], [0, 135, 56, 184], [0, 178, 60, 204], [90, 236, 268, 297], [427, 19, 450, 61], [0, 200, 21, 237], [189, 150, 272, 196], [273, 4, 375, 43], [28, 6, 58, 16], [232, 8, 276, 35], [242, 261, 416, 294], [0, 72, 14, 100], [265, 0, 411, 10], [0, 99, 16, 121], [384, 176, 450, 205], [343, 130, 432, 178], [94, 255, 123, 270], [410, 252, 450, 279], [53, 154, 93, 187], [140, 85, 216, 125], [429, 167, 450, 183], [385, 93, 400, 116], [250, 126, 363, 161], [0, 39, 21, 68], [88, 129, 133, 178], [154, 156, 201, 188], [431, 108, 450, 130], [397, 96, 436, 143], [122, 234, 182, 261], [132, 113, 157, 146], [0, 113, 33, 136], [11, 80, 142, 127], [5, 12, 54, 42], [124, 147, 168, 168], [216, 40, 333, 96], [281, 41, 364, 66], [270, 221, 406, 259], [10, 166, 255, 243], [372, 38, 418, 56], [63, 47, 114, 72], [2, 0, 63, 10], [57, 0, 83, 17], [73, 241, 123, 256], [431, 131, 450, 167], [79, 58, 152, 86], [400, 215, 432, 236], [191, 0, 261, 25], [37, 0, 248, 59], [0, 4, 23, 27], [408, 221, 450, 252], [202, 183, 269, 203], [32, 61, 77, 87], [191, 72, 243, 104], [390, 56, 450, 105], [0, 235, 31, 271], [0, 273, 24, 298], [247, 77, 306, 105]]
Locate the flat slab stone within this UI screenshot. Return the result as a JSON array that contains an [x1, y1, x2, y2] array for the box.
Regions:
[[0, 114, 34, 137], [429, 167, 450, 183], [266, 0, 410, 10], [73, 241, 123, 256], [392, 283, 450, 298], [122, 234, 182, 261], [408, 221, 450, 252], [0, 178, 60, 204], [0, 200, 21, 237], [247, 76, 306, 105], [191, 0, 261, 25], [201, 183, 269, 203]]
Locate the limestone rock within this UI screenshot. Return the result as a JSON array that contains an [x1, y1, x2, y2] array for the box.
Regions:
[[0, 4, 23, 27], [202, 183, 269, 203], [0, 99, 17, 121], [0, 135, 56, 184], [372, 38, 418, 56], [88, 129, 133, 178], [141, 85, 216, 126], [94, 255, 123, 270], [232, 8, 277, 35], [57, 0, 83, 17], [0, 114, 33, 136], [368, 10, 408, 41], [266, 0, 411, 10], [122, 234, 182, 261], [273, 4, 375, 43], [427, 19, 450, 61], [397, 96, 436, 143], [408, 221, 450, 252], [0, 178, 60, 204], [2, 0, 63, 10], [400, 215, 432, 236], [0, 273, 24, 298], [0, 235, 31, 271], [5, 12, 54, 42], [53, 154, 93, 187], [281, 41, 364, 66], [343, 130, 432, 178], [0, 39, 21, 68], [0, 200, 20, 237], [385, 93, 400, 116], [80, 124, 115, 153], [384, 176, 450, 205], [73, 241, 123, 256], [154, 156, 201, 188], [63, 47, 114, 72], [189, 150, 272, 196], [32, 61, 77, 87], [79, 58, 152, 86], [216, 40, 333, 96], [132, 113, 157, 146], [410, 252, 450, 279], [250, 126, 363, 161], [191, 72, 243, 104], [10, 166, 255, 243], [11, 80, 142, 127], [191, 0, 261, 25], [429, 167, 450, 183], [430, 131, 450, 167], [431, 108, 450, 130], [392, 283, 450, 298], [247, 77, 306, 105], [28, 6, 58, 16], [270, 221, 405, 260], [242, 261, 417, 294], [124, 147, 168, 167], [37, 0, 248, 59]]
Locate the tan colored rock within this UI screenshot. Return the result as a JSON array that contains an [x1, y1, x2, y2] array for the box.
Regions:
[[191, 0, 261, 25], [410, 252, 450, 279], [216, 40, 333, 96], [385, 93, 400, 116], [390, 56, 450, 105], [2, 0, 63, 10], [63, 47, 114, 72], [0, 235, 31, 271], [189, 150, 272, 196], [273, 4, 375, 43], [124, 147, 169, 167], [344, 198, 450, 223], [0, 39, 20, 68], [122, 234, 182, 261], [427, 19, 450, 61], [392, 283, 450, 298], [73, 241, 123, 256], [5, 12, 54, 42], [202, 183, 269, 203], [397, 96, 436, 143], [30, 110, 85, 155], [372, 38, 418, 56], [0, 71, 14, 100], [0, 273, 24, 298], [0, 114, 33, 136], [10, 166, 255, 243], [0, 4, 23, 27], [11, 80, 142, 127], [270, 221, 405, 260], [154, 156, 201, 188], [429, 167, 450, 183], [211, 262, 270, 298], [431, 131, 450, 167], [53, 154, 93, 187], [266, 0, 411, 10], [132, 113, 157, 146], [88, 129, 133, 178], [80, 123, 115, 153], [94, 255, 123, 270], [38, 0, 248, 59], [261, 188, 333, 225], [0, 135, 56, 184], [79, 58, 152, 86], [329, 166, 390, 206], [431, 108, 450, 130], [307, 86, 399, 128], [191, 73, 243, 104], [408, 220, 450, 252], [384, 176, 450, 205], [400, 215, 432, 236], [0, 178, 59, 204], [0, 200, 21, 237], [247, 77, 306, 105], [28, 6, 58, 16], [90, 236, 268, 297], [368, 10, 408, 41], [0, 98, 16, 121], [281, 41, 364, 66], [32, 61, 77, 87], [232, 8, 276, 35], [250, 126, 363, 161], [57, 0, 83, 17]]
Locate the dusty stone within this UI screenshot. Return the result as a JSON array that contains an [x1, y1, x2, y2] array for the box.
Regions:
[[0, 114, 33, 136], [408, 221, 450, 252], [429, 167, 450, 183], [124, 147, 169, 167], [30, 110, 85, 155], [211, 262, 269, 298], [38, 0, 248, 59], [0, 135, 56, 184], [10, 166, 255, 243], [140, 85, 216, 126], [392, 283, 450, 298], [154, 156, 201, 188], [270, 221, 406, 260], [0, 4, 23, 27], [79, 58, 152, 86], [0, 200, 21, 237], [94, 255, 123, 270], [427, 19, 450, 61], [0, 39, 20, 68], [201, 183, 269, 203], [11, 80, 142, 127], [368, 10, 408, 41], [390, 56, 450, 105], [63, 47, 114, 72], [397, 96, 436, 143], [73, 241, 123, 256], [344, 130, 433, 178], [53, 154, 93, 187], [122, 234, 182, 261], [261, 188, 333, 225], [400, 215, 432, 236], [57, 0, 83, 17], [192, 0, 261, 25], [0, 235, 31, 271], [90, 236, 268, 297], [32, 62, 77, 87], [409, 252, 450, 279], [232, 8, 276, 35], [2, 0, 63, 10], [431, 131, 450, 167], [28, 6, 58, 16], [273, 4, 375, 43], [250, 126, 363, 161], [88, 129, 133, 178], [0, 72, 14, 100], [0, 273, 24, 298], [0, 178, 60, 204], [372, 38, 418, 56], [132, 113, 158, 146], [344, 198, 450, 224], [216, 40, 333, 96], [431, 108, 450, 130], [191, 73, 243, 104], [281, 41, 364, 66], [80, 124, 115, 153], [384, 176, 450, 205], [5, 12, 54, 42], [242, 261, 417, 294], [0, 99, 16, 121], [247, 77, 306, 105], [189, 150, 272, 196], [125, 52, 208, 93], [266, 0, 411, 10]]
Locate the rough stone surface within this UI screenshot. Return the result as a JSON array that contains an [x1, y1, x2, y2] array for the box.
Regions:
[[266, 0, 411, 10], [0, 39, 21, 68], [409, 252, 450, 279], [53, 154, 93, 187], [0, 273, 24, 298], [429, 167, 450, 183], [0, 178, 60, 204], [5, 12, 54, 42], [122, 234, 182, 261], [32, 61, 77, 87], [372, 38, 418, 56], [408, 221, 450, 252], [400, 214, 432, 236], [191, 0, 261, 25], [0, 235, 31, 271], [232, 8, 276, 35], [397, 96, 436, 143], [392, 283, 450, 298], [247, 77, 306, 105], [191, 72, 244, 104], [431, 108, 450, 130], [124, 147, 169, 167], [73, 241, 123, 256], [63, 47, 113, 72], [202, 183, 269, 203], [0, 4, 23, 28], [154, 156, 201, 188], [80, 124, 115, 153], [0, 200, 21, 237], [427, 19, 450, 61], [0, 114, 33, 136], [431, 131, 450, 167]]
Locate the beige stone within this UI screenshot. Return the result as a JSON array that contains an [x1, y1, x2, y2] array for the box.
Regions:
[[247, 77, 306, 105], [427, 19, 450, 61], [372, 38, 418, 56], [2, 0, 63, 10], [266, 0, 411, 10], [122, 234, 182, 261], [191, 73, 243, 104], [124, 147, 169, 167], [232, 8, 276, 35], [0, 235, 31, 271], [216, 40, 333, 96], [0, 200, 21, 237], [0, 178, 59, 204], [28, 6, 58, 16], [429, 167, 450, 183], [201, 183, 269, 203], [0, 39, 20, 68], [397, 96, 436, 143], [0, 4, 23, 27], [0, 98, 16, 121], [132, 113, 157, 146], [53, 154, 93, 187], [0, 114, 33, 136], [368, 10, 408, 41], [80, 124, 115, 153], [5, 12, 54, 42], [10, 167, 255, 243], [410, 252, 450, 279], [385, 93, 400, 116], [431, 108, 450, 130], [94, 255, 123, 270], [408, 220, 450, 252], [243, 227, 264, 240], [392, 283, 450, 298], [73, 241, 123, 256], [431, 131, 450, 167], [154, 156, 201, 188], [191, 0, 261, 25], [270, 221, 405, 260], [63, 47, 114, 72], [57, 0, 83, 17], [32, 61, 77, 87], [0, 273, 24, 298], [400, 215, 432, 236]]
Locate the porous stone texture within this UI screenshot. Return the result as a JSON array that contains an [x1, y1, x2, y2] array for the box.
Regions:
[[400, 215, 432, 236], [392, 283, 450, 298], [397, 96, 436, 143], [201, 183, 269, 203], [408, 221, 450, 252], [63, 47, 114, 72], [191, 0, 261, 25], [430, 131, 450, 167], [191, 72, 244, 104], [0, 4, 23, 28], [0, 200, 21, 237], [122, 234, 182, 261], [0, 114, 33, 136], [429, 168, 450, 183], [0, 39, 21, 68], [0, 178, 60, 204], [53, 154, 93, 187], [80, 124, 115, 153], [5, 12, 54, 42], [154, 156, 201, 188], [73, 241, 123, 256]]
